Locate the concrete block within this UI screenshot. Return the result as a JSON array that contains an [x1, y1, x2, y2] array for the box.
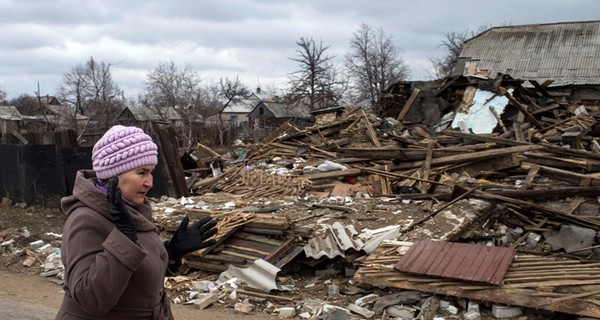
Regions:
[[277, 307, 296, 318], [191, 292, 219, 309], [347, 303, 374, 319], [492, 305, 522, 318], [29, 240, 45, 250], [463, 311, 481, 320], [467, 301, 480, 313], [354, 293, 379, 307], [234, 302, 253, 314], [386, 305, 416, 319]]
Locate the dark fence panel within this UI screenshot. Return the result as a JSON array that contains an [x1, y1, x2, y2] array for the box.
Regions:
[[62, 147, 93, 194], [1, 145, 170, 204], [0, 145, 21, 201], [0, 144, 60, 204], [20, 145, 61, 204]]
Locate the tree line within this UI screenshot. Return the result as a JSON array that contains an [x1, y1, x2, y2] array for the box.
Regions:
[[0, 23, 486, 144]]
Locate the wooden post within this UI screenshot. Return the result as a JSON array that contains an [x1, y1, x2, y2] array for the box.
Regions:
[[54, 129, 78, 197], [397, 88, 420, 121], [152, 123, 189, 198]]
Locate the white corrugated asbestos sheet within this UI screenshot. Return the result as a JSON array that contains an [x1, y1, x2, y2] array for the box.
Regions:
[[460, 20, 600, 87]]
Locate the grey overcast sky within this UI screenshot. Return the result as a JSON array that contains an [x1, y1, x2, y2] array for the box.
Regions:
[[1, 0, 599, 99]]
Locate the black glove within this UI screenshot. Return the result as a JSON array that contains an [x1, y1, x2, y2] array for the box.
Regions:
[[164, 216, 218, 261], [107, 177, 138, 243]]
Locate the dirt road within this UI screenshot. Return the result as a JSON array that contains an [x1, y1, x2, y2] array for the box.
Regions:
[[0, 270, 280, 320]]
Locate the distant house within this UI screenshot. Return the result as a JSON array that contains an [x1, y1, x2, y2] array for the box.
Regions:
[[117, 106, 183, 131], [248, 101, 312, 133], [205, 98, 259, 128], [0, 106, 24, 143], [39, 96, 61, 106], [457, 20, 600, 103], [44, 104, 90, 130]]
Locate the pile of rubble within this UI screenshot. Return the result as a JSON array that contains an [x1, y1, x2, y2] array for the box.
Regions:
[[4, 73, 600, 319]]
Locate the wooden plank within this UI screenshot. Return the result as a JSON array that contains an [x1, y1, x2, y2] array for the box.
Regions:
[[392, 145, 543, 170], [529, 80, 553, 98], [357, 252, 600, 317], [524, 152, 600, 172], [489, 106, 508, 133], [362, 109, 381, 147], [397, 88, 420, 121], [263, 238, 296, 264], [226, 238, 277, 254], [522, 164, 540, 189], [513, 121, 525, 142], [521, 162, 599, 186], [504, 88, 543, 129], [185, 260, 229, 272], [274, 245, 304, 269], [444, 130, 600, 160], [421, 140, 434, 193], [474, 190, 600, 229], [153, 124, 189, 198], [447, 153, 521, 177]]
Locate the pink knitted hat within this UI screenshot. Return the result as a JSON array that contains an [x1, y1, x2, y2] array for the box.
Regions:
[[92, 125, 158, 180]]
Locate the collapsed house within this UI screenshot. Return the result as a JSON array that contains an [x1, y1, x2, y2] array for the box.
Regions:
[[150, 71, 600, 318]]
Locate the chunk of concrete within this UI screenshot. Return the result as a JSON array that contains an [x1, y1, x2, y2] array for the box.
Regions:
[[492, 305, 522, 318], [277, 307, 296, 318], [544, 225, 596, 255], [347, 303, 375, 319]]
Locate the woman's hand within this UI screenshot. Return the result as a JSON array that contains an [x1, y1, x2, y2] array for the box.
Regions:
[[107, 177, 138, 242], [164, 216, 218, 261]]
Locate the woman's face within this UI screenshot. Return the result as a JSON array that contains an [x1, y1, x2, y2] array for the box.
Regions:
[[117, 165, 155, 205]]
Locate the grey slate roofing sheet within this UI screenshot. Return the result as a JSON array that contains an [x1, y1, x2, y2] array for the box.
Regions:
[[461, 20, 600, 87]]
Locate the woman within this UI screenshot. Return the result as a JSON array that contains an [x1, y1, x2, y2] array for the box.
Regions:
[[56, 125, 217, 320]]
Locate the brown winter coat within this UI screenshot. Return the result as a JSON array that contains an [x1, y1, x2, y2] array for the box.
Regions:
[[56, 170, 173, 320]]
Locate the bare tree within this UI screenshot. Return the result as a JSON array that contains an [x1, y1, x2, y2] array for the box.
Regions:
[[140, 60, 205, 146], [10, 94, 38, 115], [215, 76, 250, 146], [288, 37, 344, 111], [345, 23, 410, 108], [142, 60, 202, 115], [431, 24, 492, 78], [218, 76, 250, 104], [0, 86, 6, 104], [57, 57, 124, 134]]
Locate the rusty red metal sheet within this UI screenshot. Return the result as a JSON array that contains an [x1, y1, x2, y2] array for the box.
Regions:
[[394, 240, 516, 285]]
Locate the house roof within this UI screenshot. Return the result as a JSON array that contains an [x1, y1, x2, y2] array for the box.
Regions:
[[39, 96, 60, 106], [0, 105, 23, 120], [126, 106, 182, 121], [460, 20, 600, 87], [261, 102, 311, 119], [222, 99, 257, 114], [247, 92, 274, 101], [45, 105, 89, 120]]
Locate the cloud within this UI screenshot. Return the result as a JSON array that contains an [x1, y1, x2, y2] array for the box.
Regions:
[[1, 0, 600, 98]]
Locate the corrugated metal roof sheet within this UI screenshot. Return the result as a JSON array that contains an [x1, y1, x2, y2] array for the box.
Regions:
[[394, 240, 515, 285], [461, 20, 600, 87]]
